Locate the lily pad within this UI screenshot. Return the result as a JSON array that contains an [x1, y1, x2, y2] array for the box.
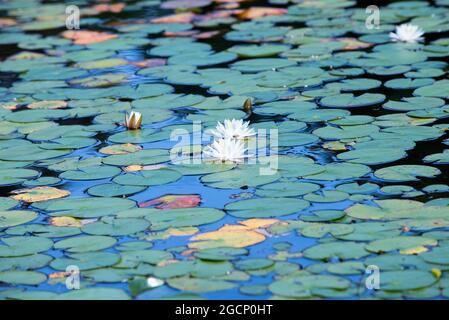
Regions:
[[142, 208, 225, 231], [32, 197, 136, 218], [0, 210, 38, 228], [0, 270, 46, 285], [320, 93, 385, 108], [374, 165, 441, 181], [54, 236, 116, 253], [225, 198, 309, 218], [10, 187, 69, 202]]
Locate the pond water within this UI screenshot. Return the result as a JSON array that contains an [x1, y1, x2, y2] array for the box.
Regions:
[[1, 0, 449, 300]]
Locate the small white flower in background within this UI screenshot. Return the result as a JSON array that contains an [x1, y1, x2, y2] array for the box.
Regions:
[[125, 111, 142, 130], [203, 138, 249, 163], [147, 277, 164, 288], [389, 23, 425, 43], [209, 119, 256, 140]]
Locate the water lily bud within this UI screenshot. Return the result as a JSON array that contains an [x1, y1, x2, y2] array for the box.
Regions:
[[125, 111, 142, 130], [431, 268, 442, 279], [243, 98, 252, 114]]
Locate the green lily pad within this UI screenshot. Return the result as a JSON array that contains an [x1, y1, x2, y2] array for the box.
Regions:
[[54, 236, 117, 253], [167, 276, 236, 293], [102, 149, 169, 166], [303, 190, 349, 203], [320, 93, 385, 108], [87, 183, 146, 197], [414, 79, 449, 98], [235, 258, 274, 271], [32, 197, 136, 218], [304, 163, 371, 181], [366, 236, 437, 253], [374, 165, 441, 181], [56, 288, 130, 300], [255, 182, 320, 198], [0, 254, 52, 272], [230, 58, 296, 73], [201, 165, 281, 189], [81, 218, 150, 236], [0, 270, 46, 285], [300, 223, 354, 238], [227, 44, 291, 58], [113, 168, 181, 187], [379, 271, 437, 291], [0, 236, 53, 257], [269, 275, 351, 298], [59, 165, 121, 181], [141, 208, 225, 231], [0, 168, 40, 186], [347, 199, 449, 221], [193, 247, 248, 261], [313, 124, 379, 140], [303, 241, 370, 260], [0, 210, 38, 228], [225, 198, 309, 218], [337, 148, 407, 165], [50, 252, 120, 271], [301, 210, 346, 222]]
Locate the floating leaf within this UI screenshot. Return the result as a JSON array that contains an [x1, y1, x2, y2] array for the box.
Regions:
[[56, 288, 130, 300], [139, 195, 201, 209], [62, 31, 118, 45], [0, 210, 38, 228], [378, 271, 437, 291], [0, 270, 46, 285], [81, 218, 150, 236], [320, 93, 385, 108], [237, 7, 287, 20], [10, 187, 69, 203], [374, 165, 441, 181], [132, 208, 225, 231], [303, 242, 370, 260], [189, 219, 278, 249], [269, 275, 350, 298], [0, 236, 53, 257], [32, 197, 136, 218], [49, 216, 96, 228], [366, 236, 437, 253], [225, 198, 309, 218], [87, 184, 146, 197], [54, 236, 116, 253], [167, 276, 235, 293]]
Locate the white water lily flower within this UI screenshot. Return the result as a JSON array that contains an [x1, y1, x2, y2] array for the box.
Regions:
[[147, 277, 164, 288], [389, 23, 425, 43], [125, 111, 142, 130], [203, 138, 249, 163], [209, 119, 256, 140]]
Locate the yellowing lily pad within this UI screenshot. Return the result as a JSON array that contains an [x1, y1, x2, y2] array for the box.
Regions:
[[11, 187, 70, 203], [27, 100, 67, 109], [49, 216, 96, 228], [189, 219, 278, 249], [99, 144, 142, 155]]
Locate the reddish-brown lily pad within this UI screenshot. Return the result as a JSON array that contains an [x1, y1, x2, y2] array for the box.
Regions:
[[139, 195, 201, 209], [62, 30, 118, 45], [161, 0, 212, 9], [237, 7, 287, 20]]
